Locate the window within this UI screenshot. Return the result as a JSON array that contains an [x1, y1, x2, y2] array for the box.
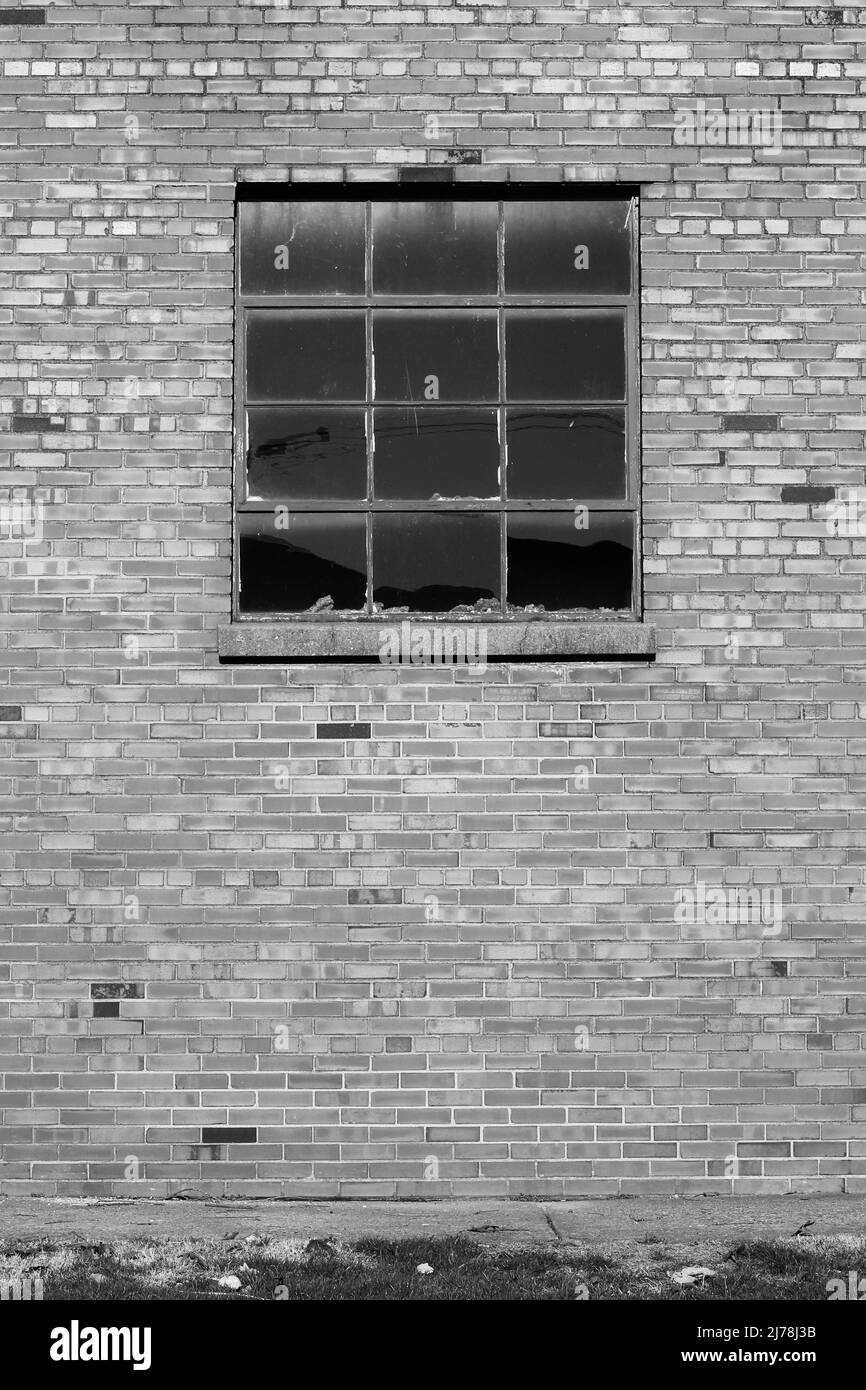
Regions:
[[228, 185, 649, 657]]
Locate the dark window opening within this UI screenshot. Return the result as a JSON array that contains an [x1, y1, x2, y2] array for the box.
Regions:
[[235, 188, 640, 620]]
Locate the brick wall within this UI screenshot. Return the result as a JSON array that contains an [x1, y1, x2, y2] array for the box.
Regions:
[[1, 1, 865, 1197]]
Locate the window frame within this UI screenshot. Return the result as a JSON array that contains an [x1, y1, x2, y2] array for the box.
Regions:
[[226, 182, 652, 659]]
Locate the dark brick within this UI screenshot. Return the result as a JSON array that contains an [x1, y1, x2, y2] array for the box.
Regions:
[[90, 982, 144, 1000], [400, 167, 454, 182], [201, 1127, 257, 1144], [93, 1002, 119, 1019], [348, 888, 403, 905], [0, 706, 22, 720], [0, 8, 46, 23], [10, 413, 65, 433], [721, 414, 779, 432], [780, 485, 836, 505], [316, 722, 371, 739], [446, 147, 482, 164], [806, 8, 844, 23], [770, 960, 788, 977]]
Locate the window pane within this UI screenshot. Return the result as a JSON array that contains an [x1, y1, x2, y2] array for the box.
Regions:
[[239, 512, 367, 613], [504, 200, 632, 294], [505, 309, 625, 401], [239, 201, 365, 295], [506, 511, 633, 611], [246, 409, 367, 502], [247, 310, 366, 402], [373, 408, 499, 500], [373, 512, 500, 613], [506, 408, 626, 500], [372, 201, 498, 295], [373, 310, 498, 402]]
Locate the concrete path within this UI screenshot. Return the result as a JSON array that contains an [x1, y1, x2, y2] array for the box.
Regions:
[[1, 1195, 864, 1251]]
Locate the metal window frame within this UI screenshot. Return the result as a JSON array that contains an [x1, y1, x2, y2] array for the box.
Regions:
[[232, 183, 642, 624]]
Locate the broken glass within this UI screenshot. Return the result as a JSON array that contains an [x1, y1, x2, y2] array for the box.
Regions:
[[506, 511, 633, 610], [238, 512, 367, 613], [372, 511, 500, 612]]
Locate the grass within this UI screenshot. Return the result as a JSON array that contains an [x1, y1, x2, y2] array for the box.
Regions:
[[1, 1232, 864, 1301]]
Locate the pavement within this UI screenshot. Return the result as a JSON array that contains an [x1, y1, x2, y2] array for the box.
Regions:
[[1, 1195, 864, 1252]]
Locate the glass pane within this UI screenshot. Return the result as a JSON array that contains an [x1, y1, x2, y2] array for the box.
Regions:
[[246, 409, 367, 502], [373, 512, 500, 613], [373, 310, 498, 402], [506, 511, 633, 612], [506, 408, 626, 500], [372, 201, 498, 295], [373, 408, 499, 500], [239, 512, 367, 613], [504, 200, 632, 294], [239, 201, 365, 295], [247, 310, 366, 403], [505, 309, 625, 401]]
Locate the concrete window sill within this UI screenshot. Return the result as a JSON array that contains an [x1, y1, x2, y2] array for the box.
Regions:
[[218, 620, 656, 662]]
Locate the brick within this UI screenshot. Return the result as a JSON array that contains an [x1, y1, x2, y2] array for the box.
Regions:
[[780, 486, 837, 505], [315, 722, 371, 740], [0, 8, 46, 24], [90, 984, 145, 1000], [9, 414, 65, 433], [721, 415, 780, 433], [201, 1128, 258, 1145]]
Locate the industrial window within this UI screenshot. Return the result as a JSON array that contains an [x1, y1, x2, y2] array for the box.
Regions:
[[233, 186, 641, 630]]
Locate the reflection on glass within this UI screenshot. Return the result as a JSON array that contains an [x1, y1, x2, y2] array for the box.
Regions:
[[246, 310, 366, 402], [373, 311, 498, 402], [246, 409, 367, 501], [239, 512, 367, 613], [506, 512, 633, 611], [373, 512, 500, 612], [504, 200, 632, 294], [373, 408, 499, 499], [372, 201, 498, 295], [239, 201, 365, 295], [505, 310, 625, 401], [506, 409, 626, 499]]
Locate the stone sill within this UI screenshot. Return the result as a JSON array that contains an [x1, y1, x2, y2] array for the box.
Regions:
[[218, 620, 656, 662]]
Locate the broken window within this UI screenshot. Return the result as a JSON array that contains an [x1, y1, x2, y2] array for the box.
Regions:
[[236, 188, 640, 618]]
